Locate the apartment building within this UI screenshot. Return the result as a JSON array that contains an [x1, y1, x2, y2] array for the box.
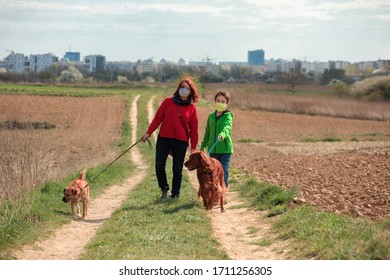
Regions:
[[84, 55, 106, 73], [4, 52, 58, 73]]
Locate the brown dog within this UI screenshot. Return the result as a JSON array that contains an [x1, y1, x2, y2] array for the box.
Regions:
[[62, 169, 89, 219], [184, 150, 226, 213]]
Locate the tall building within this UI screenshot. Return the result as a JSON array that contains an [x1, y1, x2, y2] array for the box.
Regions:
[[248, 49, 265, 66], [84, 55, 106, 73]]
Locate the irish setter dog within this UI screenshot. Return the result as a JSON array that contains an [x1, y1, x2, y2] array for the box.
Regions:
[[184, 150, 226, 213]]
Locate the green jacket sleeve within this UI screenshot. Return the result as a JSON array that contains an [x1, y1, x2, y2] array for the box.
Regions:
[[200, 114, 212, 150], [219, 112, 233, 140]]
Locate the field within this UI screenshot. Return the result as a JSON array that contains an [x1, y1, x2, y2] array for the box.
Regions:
[[1, 84, 389, 219], [0, 94, 126, 200]]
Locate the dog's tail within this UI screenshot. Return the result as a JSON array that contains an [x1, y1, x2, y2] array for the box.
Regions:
[[79, 169, 87, 180]]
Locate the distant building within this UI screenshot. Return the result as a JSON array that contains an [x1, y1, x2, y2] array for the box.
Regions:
[[84, 55, 106, 73], [3, 52, 58, 73], [248, 49, 265, 66], [219, 61, 247, 72], [3, 52, 25, 72], [63, 51, 80, 62], [135, 58, 155, 74], [27, 53, 58, 72], [177, 58, 186, 67], [188, 60, 220, 76], [267, 58, 291, 73]]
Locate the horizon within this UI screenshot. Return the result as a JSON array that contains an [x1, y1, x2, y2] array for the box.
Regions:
[[1, 0, 389, 64]]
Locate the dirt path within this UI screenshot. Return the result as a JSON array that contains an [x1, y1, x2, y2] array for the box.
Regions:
[[12, 95, 147, 260], [186, 171, 291, 259]]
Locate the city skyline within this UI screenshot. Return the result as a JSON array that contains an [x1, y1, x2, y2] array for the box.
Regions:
[[1, 0, 389, 63]]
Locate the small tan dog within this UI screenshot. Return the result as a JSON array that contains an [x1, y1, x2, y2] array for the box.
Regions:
[[62, 169, 89, 219]]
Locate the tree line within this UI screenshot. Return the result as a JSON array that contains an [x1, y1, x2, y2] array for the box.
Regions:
[[0, 61, 381, 88]]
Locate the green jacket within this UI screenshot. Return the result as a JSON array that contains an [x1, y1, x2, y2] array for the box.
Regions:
[[201, 110, 234, 154]]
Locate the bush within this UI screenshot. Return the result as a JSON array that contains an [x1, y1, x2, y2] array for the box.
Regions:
[[331, 81, 350, 96], [350, 75, 390, 101]]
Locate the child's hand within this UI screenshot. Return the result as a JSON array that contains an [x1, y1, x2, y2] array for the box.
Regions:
[[218, 135, 223, 142]]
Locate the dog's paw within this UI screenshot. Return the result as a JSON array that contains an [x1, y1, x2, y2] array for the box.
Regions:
[[73, 214, 82, 220]]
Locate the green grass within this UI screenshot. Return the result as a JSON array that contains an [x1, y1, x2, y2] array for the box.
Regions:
[[274, 207, 390, 259], [0, 158, 135, 259], [81, 171, 228, 259], [236, 177, 295, 217], [236, 138, 264, 143], [300, 137, 342, 143], [233, 172, 390, 260]]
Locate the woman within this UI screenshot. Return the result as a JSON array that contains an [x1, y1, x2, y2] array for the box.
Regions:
[[142, 78, 199, 199], [200, 90, 234, 188]]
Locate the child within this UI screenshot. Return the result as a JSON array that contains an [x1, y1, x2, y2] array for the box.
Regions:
[[200, 90, 234, 188]]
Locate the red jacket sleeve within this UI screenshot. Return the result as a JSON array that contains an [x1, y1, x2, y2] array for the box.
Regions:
[[146, 98, 168, 136], [189, 105, 198, 150]]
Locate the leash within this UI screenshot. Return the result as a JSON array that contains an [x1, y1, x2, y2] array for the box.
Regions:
[[207, 138, 219, 156], [83, 137, 152, 189]]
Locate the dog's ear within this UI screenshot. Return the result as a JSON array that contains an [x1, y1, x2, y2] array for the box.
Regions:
[[63, 188, 66, 193], [79, 169, 87, 180], [199, 151, 211, 167], [72, 189, 78, 195]]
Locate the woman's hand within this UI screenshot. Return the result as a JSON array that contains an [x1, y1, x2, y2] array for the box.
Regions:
[[141, 133, 149, 142]]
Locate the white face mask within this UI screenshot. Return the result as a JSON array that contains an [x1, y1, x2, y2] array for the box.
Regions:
[[179, 87, 190, 98]]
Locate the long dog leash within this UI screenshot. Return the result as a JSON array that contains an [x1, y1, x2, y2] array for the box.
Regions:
[[83, 137, 152, 189]]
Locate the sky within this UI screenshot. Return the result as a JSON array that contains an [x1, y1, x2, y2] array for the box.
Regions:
[[1, 0, 389, 63]]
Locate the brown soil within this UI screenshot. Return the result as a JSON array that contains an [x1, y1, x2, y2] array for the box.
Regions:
[[2, 94, 389, 260]]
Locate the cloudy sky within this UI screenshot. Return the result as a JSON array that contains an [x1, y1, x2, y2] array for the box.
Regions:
[[0, 0, 389, 63]]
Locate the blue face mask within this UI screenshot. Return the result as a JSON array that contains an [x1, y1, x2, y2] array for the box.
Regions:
[[179, 87, 190, 98]]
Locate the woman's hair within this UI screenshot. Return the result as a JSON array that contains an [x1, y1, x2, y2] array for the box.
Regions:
[[214, 90, 231, 104], [173, 77, 199, 103]]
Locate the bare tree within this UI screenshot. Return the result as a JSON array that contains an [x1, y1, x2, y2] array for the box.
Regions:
[[278, 68, 305, 93]]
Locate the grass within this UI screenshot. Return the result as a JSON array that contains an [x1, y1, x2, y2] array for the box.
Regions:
[[300, 137, 342, 143], [274, 207, 390, 259], [0, 158, 135, 259], [233, 172, 390, 260], [81, 171, 228, 259], [236, 177, 295, 217], [236, 138, 264, 143], [203, 83, 390, 121]]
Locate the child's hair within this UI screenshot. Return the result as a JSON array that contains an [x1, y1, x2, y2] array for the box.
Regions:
[[214, 90, 231, 104]]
